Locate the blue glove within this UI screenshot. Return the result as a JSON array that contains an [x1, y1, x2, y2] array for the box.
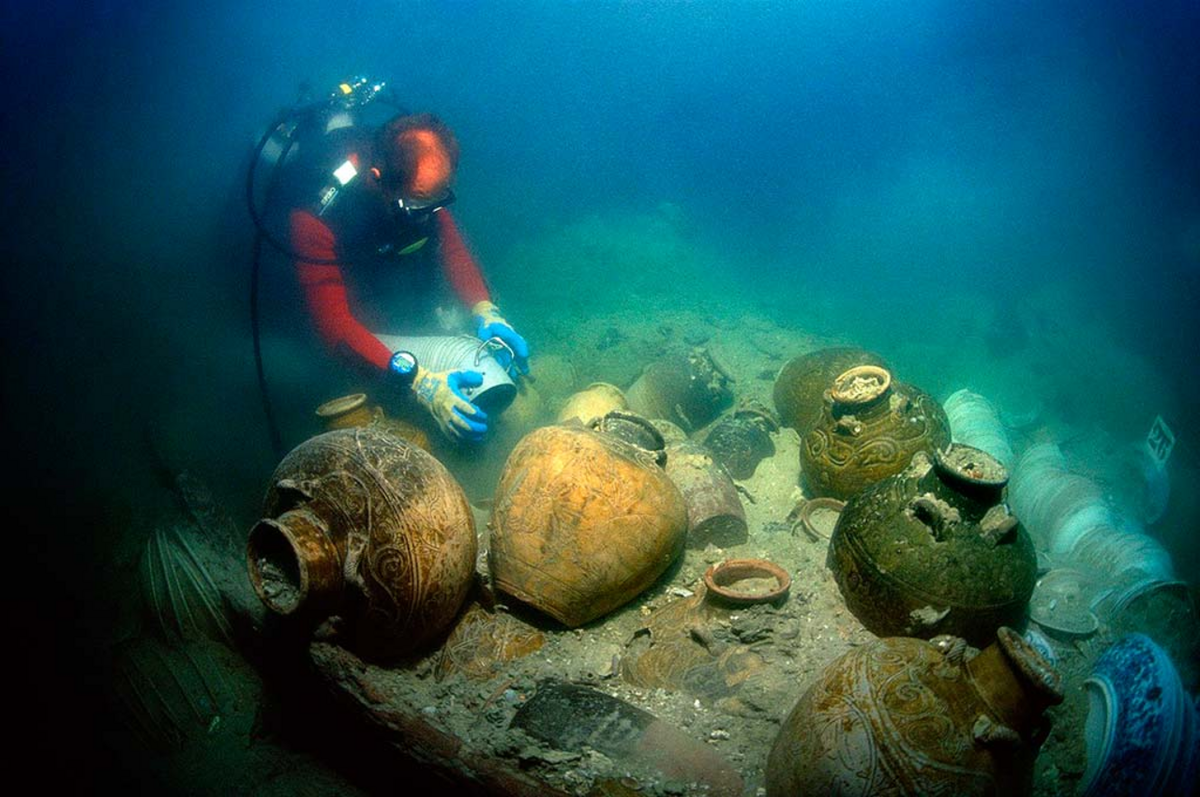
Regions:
[[472, 300, 530, 376], [413, 367, 488, 442]]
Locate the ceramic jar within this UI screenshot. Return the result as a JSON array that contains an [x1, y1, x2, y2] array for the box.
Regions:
[[246, 427, 477, 659], [697, 399, 780, 480], [800, 365, 951, 500], [488, 412, 688, 627], [315, 393, 431, 451], [773, 347, 888, 435], [556, 382, 628, 425], [664, 440, 748, 549], [625, 347, 733, 432], [767, 627, 1064, 797], [828, 444, 1037, 645]]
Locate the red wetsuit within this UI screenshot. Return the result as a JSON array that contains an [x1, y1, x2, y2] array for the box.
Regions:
[[289, 201, 490, 372]]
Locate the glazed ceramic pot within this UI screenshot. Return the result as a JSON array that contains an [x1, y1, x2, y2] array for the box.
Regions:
[[316, 393, 374, 429], [488, 412, 688, 627], [664, 440, 747, 549], [556, 382, 628, 426], [315, 393, 431, 451], [1081, 634, 1199, 797], [800, 366, 951, 500], [247, 427, 477, 659], [773, 347, 888, 435], [625, 347, 733, 432], [697, 399, 779, 480], [767, 626, 1064, 797], [1094, 576, 1200, 692], [943, 388, 1015, 469], [828, 444, 1037, 645]]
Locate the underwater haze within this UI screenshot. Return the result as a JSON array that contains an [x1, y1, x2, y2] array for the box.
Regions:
[[5, 0, 1198, 792]]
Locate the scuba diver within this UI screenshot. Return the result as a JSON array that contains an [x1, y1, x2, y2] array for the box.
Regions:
[[250, 78, 530, 445]]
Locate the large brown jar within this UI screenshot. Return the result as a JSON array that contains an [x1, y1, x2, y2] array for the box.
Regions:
[[246, 427, 476, 660], [489, 412, 688, 627], [664, 440, 747, 549], [773, 347, 888, 435], [767, 627, 1063, 797], [625, 347, 733, 432], [801, 365, 950, 499], [828, 444, 1036, 645]]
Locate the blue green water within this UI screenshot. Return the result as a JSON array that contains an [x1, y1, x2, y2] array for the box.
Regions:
[[5, 1, 1197, 792]]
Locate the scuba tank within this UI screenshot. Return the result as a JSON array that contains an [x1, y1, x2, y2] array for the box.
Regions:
[[247, 77, 398, 456], [249, 76, 392, 240]]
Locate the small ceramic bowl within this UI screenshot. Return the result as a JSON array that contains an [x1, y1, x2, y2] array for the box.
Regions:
[[703, 559, 791, 606]]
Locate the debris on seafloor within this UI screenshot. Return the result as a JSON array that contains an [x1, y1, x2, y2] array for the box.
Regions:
[[511, 680, 743, 797]]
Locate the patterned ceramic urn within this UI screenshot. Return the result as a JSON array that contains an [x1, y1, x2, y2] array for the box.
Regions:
[[246, 427, 477, 660], [773, 347, 889, 435], [488, 412, 688, 627], [828, 444, 1037, 645], [767, 627, 1064, 797], [800, 365, 951, 500]]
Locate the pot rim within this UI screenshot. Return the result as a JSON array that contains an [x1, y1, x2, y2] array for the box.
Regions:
[[703, 558, 791, 605], [830, 365, 892, 407], [935, 443, 1010, 490], [316, 393, 368, 418], [798, 497, 846, 540]]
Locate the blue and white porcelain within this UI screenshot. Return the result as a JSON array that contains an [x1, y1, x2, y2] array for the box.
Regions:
[[1082, 633, 1199, 797], [1023, 626, 1059, 668]]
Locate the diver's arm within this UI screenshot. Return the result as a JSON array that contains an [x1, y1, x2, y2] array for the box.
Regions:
[[435, 209, 491, 307], [289, 209, 393, 371]]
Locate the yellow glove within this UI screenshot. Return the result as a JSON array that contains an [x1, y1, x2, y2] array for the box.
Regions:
[[412, 366, 488, 441]]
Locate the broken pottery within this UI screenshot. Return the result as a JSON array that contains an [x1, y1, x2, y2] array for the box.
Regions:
[[664, 440, 748, 549], [827, 444, 1036, 645], [513, 680, 743, 797]]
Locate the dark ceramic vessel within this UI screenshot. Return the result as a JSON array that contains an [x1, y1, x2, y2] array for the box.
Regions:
[[827, 444, 1037, 645], [773, 347, 888, 435], [625, 347, 734, 432], [800, 366, 951, 500]]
